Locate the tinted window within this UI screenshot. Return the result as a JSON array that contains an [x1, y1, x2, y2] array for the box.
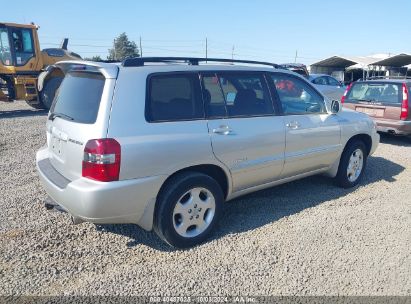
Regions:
[[347, 82, 400, 104], [12, 28, 34, 66], [202, 72, 273, 118], [147, 74, 203, 122], [271, 73, 326, 115], [327, 76, 340, 86], [51, 72, 105, 124], [312, 76, 327, 85]]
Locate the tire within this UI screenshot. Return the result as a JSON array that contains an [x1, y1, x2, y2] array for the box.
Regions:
[[154, 172, 224, 248], [39, 77, 63, 110], [26, 101, 47, 110], [335, 140, 367, 188]]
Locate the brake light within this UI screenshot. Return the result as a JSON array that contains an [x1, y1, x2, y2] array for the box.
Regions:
[[401, 83, 409, 120], [341, 83, 353, 104], [82, 138, 121, 182]]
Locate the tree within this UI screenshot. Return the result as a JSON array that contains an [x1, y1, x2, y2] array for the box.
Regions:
[[107, 33, 139, 61], [84, 55, 103, 62]]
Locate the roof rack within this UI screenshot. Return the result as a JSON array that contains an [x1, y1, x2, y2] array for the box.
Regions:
[[122, 57, 279, 68]]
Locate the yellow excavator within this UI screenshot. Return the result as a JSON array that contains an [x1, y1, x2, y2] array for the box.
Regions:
[[0, 22, 82, 109]]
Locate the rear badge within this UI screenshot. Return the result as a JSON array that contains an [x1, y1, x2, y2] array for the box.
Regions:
[[68, 138, 84, 146]]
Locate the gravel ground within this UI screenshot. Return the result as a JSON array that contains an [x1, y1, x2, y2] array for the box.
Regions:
[[0, 100, 410, 296]]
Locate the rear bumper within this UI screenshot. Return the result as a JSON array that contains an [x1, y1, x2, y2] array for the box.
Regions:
[[374, 119, 411, 135], [36, 147, 167, 230]]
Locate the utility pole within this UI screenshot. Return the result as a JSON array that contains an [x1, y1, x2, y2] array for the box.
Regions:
[[139, 36, 143, 57], [294, 50, 298, 63], [205, 37, 208, 62], [232, 45, 235, 60]]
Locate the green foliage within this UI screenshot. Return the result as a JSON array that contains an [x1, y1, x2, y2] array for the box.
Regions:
[[84, 55, 103, 62], [107, 33, 139, 61]]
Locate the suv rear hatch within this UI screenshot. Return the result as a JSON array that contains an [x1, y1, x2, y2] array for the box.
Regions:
[[343, 81, 406, 120], [46, 62, 118, 181]]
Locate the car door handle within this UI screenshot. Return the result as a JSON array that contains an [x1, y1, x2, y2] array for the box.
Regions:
[[286, 121, 301, 129], [212, 125, 233, 135]]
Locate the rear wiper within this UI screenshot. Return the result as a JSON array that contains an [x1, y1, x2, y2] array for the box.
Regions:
[[48, 112, 74, 121]]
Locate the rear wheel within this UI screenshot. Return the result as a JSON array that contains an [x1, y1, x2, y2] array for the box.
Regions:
[[39, 77, 63, 110], [154, 172, 223, 248], [335, 140, 367, 188]]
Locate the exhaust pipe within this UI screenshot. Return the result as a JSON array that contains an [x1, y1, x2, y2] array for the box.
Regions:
[[44, 196, 84, 224], [44, 197, 67, 213]]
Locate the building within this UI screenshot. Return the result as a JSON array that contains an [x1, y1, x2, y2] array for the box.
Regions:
[[310, 53, 411, 83]]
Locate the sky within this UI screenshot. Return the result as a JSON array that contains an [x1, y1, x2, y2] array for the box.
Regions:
[[4, 0, 411, 65]]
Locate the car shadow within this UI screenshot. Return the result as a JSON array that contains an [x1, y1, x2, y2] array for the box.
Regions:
[[97, 156, 404, 251], [379, 133, 411, 147], [0, 109, 47, 119]]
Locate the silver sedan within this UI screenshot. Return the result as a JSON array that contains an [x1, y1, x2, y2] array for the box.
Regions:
[[309, 74, 346, 101]]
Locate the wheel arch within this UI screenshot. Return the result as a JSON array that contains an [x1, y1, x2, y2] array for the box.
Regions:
[[345, 133, 372, 155], [324, 133, 372, 178], [158, 164, 231, 200]]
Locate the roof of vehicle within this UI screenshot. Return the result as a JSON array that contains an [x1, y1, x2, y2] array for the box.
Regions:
[[56, 59, 304, 79], [279, 63, 307, 69], [355, 78, 411, 84], [0, 22, 38, 29], [309, 74, 337, 79]]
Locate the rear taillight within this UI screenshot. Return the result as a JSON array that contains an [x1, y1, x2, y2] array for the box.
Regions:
[[82, 138, 121, 182], [401, 83, 409, 120], [341, 83, 353, 104]]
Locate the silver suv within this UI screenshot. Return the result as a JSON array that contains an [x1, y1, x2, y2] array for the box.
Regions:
[[36, 57, 379, 248]]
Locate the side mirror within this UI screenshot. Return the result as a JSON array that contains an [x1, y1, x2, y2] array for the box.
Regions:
[[331, 99, 340, 114]]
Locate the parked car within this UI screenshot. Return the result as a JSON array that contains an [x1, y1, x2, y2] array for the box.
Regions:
[[342, 78, 411, 137], [36, 57, 379, 248], [309, 74, 346, 101], [279, 63, 309, 78]]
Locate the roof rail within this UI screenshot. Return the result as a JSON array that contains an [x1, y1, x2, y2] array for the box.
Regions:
[[122, 57, 279, 68]]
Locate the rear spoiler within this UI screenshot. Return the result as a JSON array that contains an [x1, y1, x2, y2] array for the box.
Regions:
[[55, 61, 119, 79]]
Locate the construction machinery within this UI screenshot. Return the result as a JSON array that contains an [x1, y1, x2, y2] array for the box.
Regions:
[[0, 22, 82, 109]]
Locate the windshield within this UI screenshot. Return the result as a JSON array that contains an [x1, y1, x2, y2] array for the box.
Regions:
[[51, 71, 105, 124], [347, 82, 400, 104]]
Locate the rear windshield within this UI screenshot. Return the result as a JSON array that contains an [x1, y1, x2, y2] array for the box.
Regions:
[[51, 71, 105, 124], [346, 82, 401, 104]]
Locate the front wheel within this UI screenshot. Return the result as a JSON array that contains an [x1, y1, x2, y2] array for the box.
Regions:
[[335, 140, 367, 188], [154, 172, 223, 248]]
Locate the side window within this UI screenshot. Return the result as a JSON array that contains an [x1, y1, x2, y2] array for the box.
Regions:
[[0, 27, 12, 65], [12, 28, 34, 66], [202, 72, 274, 118], [202, 74, 227, 118], [147, 73, 203, 122], [271, 73, 326, 115], [312, 76, 327, 85], [327, 76, 340, 86]]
